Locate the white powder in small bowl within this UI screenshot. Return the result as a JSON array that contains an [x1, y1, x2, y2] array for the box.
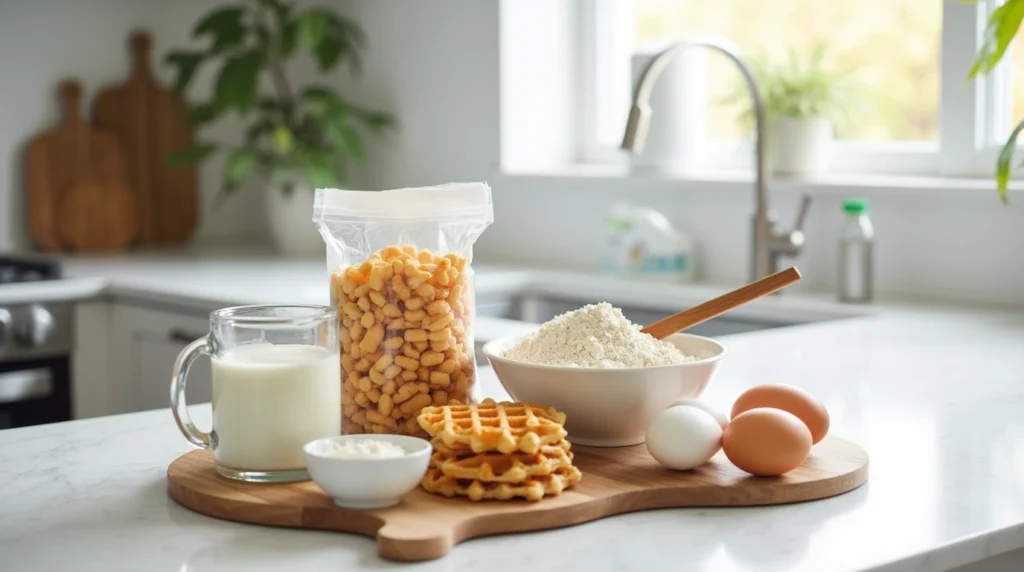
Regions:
[[322, 438, 406, 459], [501, 302, 698, 368]]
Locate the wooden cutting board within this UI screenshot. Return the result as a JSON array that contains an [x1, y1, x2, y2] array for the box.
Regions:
[[92, 31, 198, 245], [25, 80, 135, 251], [167, 436, 868, 562], [59, 181, 137, 251]]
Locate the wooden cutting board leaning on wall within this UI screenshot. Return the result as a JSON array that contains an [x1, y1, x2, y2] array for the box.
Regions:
[[92, 31, 199, 245], [25, 80, 137, 251]]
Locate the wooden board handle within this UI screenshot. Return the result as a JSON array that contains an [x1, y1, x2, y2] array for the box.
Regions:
[[641, 267, 802, 340], [129, 30, 152, 73], [58, 80, 83, 124]]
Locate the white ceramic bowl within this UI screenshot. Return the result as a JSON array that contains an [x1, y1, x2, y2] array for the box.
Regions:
[[483, 333, 727, 447], [303, 434, 432, 509]]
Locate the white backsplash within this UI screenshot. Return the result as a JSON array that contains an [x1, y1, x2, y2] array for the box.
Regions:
[[475, 175, 1024, 306]]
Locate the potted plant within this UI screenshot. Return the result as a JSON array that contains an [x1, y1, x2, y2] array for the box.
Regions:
[[164, 0, 396, 255], [728, 46, 861, 177]]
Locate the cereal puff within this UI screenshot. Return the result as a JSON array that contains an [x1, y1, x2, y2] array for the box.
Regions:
[[332, 245, 477, 436]]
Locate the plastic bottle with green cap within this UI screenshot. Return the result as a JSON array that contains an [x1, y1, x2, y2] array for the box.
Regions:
[[838, 198, 874, 302]]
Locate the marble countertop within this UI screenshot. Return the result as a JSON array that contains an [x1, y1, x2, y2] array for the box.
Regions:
[[2, 250, 1024, 571]]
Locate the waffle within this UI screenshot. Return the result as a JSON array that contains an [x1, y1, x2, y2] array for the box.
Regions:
[[431, 443, 574, 483], [417, 398, 568, 454], [431, 436, 572, 458], [420, 465, 582, 502]]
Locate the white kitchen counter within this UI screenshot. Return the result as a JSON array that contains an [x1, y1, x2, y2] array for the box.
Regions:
[[2, 251, 1024, 571]]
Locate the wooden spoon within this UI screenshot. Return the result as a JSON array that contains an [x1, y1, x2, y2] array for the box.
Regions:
[[641, 266, 802, 340]]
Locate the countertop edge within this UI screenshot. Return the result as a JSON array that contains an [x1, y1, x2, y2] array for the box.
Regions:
[[866, 524, 1024, 572]]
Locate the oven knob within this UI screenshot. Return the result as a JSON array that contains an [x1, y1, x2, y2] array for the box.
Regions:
[[14, 306, 54, 347], [0, 308, 10, 346]]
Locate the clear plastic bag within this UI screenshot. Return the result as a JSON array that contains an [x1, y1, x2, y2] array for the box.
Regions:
[[313, 183, 494, 436]]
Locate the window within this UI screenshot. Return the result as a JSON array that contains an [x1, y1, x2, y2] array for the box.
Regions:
[[1010, 29, 1024, 137], [580, 0, 1010, 177]]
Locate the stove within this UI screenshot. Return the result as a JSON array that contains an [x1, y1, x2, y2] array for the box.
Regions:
[[0, 255, 73, 429], [0, 255, 61, 285]]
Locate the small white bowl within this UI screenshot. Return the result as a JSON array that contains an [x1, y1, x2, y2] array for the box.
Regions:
[[483, 333, 727, 447], [303, 434, 432, 509]]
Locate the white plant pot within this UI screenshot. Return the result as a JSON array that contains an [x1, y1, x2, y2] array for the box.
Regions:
[[265, 179, 324, 257], [768, 117, 833, 177]]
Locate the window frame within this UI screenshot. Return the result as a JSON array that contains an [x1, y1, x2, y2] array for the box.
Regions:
[[578, 0, 1007, 178]]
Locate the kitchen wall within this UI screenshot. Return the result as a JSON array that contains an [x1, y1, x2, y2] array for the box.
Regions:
[[2, 0, 1022, 305], [336, 0, 500, 189], [0, 0, 382, 250]]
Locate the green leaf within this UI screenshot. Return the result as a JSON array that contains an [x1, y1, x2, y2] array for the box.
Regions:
[[292, 10, 365, 72], [319, 113, 363, 162], [165, 51, 205, 95], [335, 17, 366, 48], [302, 85, 346, 117], [193, 7, 247, 54], [213, 145, 258, 208], [280, 179, 295, 197], [725, 47, 862, 127], [257, 97, 286, 115], [323, 120, 347, 154], [215, 51, 263, 112], [167, 143, 217, 166], [336, 17, 365, 63], [297, 11, 330, 50], [255, 24, 272, 62], [314, 36, 343, 71], [357, 110, 397, 133], [969, 0, 1024, 79], [298, 149, 340, 188], [280, 21, 297, 57], [187, 102, 221, 126], [334, 17, 365, 73], [995, 120, 1024, 203], [269, 164, 298, 196], [341, 125, 363, 161], [245, 118, 275, 143], [272, 126, 295, 153], [224, 147, 261, 189], [304, 164, 339, 188]]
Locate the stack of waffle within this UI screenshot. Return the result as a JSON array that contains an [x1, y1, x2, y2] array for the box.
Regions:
[[417, 398, 582, 501]]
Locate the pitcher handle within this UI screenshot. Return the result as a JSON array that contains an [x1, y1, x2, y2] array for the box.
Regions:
[[170, 336, 212, 450]]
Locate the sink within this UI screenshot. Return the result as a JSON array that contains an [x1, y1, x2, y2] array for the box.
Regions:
[[470, 271, 865, 364], [478, 293, 799, 338]]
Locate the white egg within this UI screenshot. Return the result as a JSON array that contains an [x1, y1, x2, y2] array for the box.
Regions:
[[672, 398, 729, 429], [645, 405, 723, 471]]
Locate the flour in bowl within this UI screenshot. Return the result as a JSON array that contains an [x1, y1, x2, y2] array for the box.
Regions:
[[502, 302, 696, 368]]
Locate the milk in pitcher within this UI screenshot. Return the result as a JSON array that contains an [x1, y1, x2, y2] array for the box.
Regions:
[[211, 343, 341, 471]]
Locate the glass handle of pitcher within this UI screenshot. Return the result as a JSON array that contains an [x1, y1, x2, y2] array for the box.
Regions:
[[171, 336, 212, 450]]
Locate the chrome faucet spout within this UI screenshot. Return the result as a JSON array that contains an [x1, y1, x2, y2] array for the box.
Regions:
[[621, 34, 811, 283]]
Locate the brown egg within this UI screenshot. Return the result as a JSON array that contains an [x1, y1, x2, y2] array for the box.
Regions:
[[722, 408, 812, 476], [730, 384, 830, 444]]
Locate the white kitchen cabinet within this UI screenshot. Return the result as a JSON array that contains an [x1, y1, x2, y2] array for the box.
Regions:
[[109, 304, 211, 415], [72, 302, 112, 420]]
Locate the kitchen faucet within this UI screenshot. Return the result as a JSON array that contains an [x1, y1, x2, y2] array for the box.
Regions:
[[621, 34, 812, 283]]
